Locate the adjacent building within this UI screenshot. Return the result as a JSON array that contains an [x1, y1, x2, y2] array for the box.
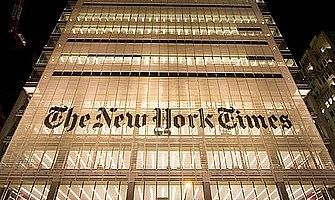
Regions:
[[300, 30, 335, 162], [1, 0, 335, 199]]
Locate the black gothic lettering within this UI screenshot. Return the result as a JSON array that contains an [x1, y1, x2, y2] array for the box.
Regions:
[[153, 108, 162, 128], [93, 107, 117, 128], [64, 107, 79, 131], [126, 113, 133, 128], [165, 108, 172, 129], [44, 106, 294, 133], [114, 114, 124, 128], [218, 107, 237, 130], [268, 114, 278, 129], [174, 114, 185, 128], [79, 114, 90, 128], [100, 107, 112, 127], [44, 106, 68, 129], [188, 114, 198, 128], [93, 108, 106, 128], [135, 114, 147, 128], [280, 115, 292, 129], [93, 114, 103, 128], [235, 109, 246, 129], [245, 115, 268, 129], [205, 114, 214, 128], [198, 108, 206, 128]]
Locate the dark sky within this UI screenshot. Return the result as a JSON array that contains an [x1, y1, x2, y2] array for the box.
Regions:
[[0, 0, 67, 116], [266, 0, 334, 59], [0, 0, 334, 119]]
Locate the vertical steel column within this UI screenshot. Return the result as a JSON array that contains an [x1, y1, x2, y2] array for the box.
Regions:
[[276, 182, 289, 200], [46, 182, 60, 200], [203, 177, 212, 200]]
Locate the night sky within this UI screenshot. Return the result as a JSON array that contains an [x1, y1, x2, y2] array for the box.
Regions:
[[0, 0, 334, 121]]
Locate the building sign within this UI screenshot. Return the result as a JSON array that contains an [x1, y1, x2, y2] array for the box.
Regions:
[[44, 106, 293, 135]]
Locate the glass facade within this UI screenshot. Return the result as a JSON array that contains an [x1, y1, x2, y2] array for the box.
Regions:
[[1, 0, 335, 199]]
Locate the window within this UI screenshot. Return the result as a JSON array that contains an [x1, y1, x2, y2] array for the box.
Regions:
[[56, 181, 127, 200], [134, 182, 204, 200], [211, 182, 280, 200], [207, 148, 270, 169], [66, 147, 131, 169], [136, 147, 201, 169], [21, 150, 57, 169]]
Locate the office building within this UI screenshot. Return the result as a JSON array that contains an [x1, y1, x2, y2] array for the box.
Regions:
[[1, 0, 335, 199], [300, 30, 335, 162]]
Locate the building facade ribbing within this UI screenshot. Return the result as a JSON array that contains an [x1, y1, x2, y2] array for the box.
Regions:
[[0, 0, 335, 199]]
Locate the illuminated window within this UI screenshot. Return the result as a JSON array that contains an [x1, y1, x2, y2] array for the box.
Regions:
[[71, 24, 261, 36], [136, 147, 201, 170], [21, 150, 57, 169], [207, 148, 269, 170], [207, 149, 243, 169], [277, 150, 327, 169], [134, 182, 204, 200], [58, 55, 275, 67], [285, 183, 332, 200], [66, 148, 131, 169], [211, 182, 280, 200], [2, 182, 50, 200], [56, 181, 127, 200]]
